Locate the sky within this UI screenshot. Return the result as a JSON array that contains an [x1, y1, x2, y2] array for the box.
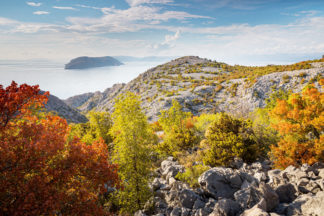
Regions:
[[0, 0, 324, 64]]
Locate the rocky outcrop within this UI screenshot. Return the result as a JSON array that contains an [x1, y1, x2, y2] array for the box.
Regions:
[[137, 157, 324, 216], [64, 56, 123, 70]]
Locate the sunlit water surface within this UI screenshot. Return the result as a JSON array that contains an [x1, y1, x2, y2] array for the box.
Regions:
[[0, 60, 164, 99]]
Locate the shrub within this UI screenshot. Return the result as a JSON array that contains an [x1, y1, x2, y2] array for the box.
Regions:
[[200, 113, 260, 167], [176, 165, 210, 188], [282, 75, 291, 83]]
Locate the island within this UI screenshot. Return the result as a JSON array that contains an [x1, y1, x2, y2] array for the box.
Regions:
[[65, 56, 123, 70]]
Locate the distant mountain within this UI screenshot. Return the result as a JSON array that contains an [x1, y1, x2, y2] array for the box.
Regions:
[[65, 56, 123, 70], [65, 56, 324, 122], [113, 56, 174, 62]]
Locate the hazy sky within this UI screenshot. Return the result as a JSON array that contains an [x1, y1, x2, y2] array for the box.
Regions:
[[1, 0, 324, 64]]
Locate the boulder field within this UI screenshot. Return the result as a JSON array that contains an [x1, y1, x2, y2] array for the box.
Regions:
[[135, 157, 324, 216]]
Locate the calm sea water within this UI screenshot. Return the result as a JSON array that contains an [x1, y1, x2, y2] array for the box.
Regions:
[[0, 60, 164, 99]]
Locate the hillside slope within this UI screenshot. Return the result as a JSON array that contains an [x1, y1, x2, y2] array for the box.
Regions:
[[65, 56, 324, 121], [43, 92, 88, 123]]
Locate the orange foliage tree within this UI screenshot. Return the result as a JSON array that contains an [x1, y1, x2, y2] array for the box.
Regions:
[[0, 81, 119, 215], [269, 83, 324, 168]]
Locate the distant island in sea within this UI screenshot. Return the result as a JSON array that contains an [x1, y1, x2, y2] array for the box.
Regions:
[[65, 56, 123, 70]]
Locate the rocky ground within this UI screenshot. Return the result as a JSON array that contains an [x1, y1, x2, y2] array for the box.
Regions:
[[135, 157, 324, 216]]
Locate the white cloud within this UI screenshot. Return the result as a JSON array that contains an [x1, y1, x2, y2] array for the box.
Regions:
[[75, 4, 101, 10], [152, 29, 180, 50], [53, 6, 77, 11], [33, 11, 50, 15], [1, 11, 324, 64], [26, 2, 42, 7], [164, 29, 180, 44], [126, 0, 173, 7], [0, 17, 18, 25], [66, 6, 211, 33]]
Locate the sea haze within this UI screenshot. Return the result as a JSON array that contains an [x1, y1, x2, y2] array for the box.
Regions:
[[0, 59, 166, 99]]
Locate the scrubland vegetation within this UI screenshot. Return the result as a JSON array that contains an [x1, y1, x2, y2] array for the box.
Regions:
[[0, 77, 323, 215]]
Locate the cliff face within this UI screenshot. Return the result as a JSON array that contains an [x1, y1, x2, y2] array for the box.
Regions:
[[65, 56, 324, 121], [64, 56, 123, 70]]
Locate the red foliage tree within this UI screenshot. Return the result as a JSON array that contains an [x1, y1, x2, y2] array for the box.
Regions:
[[0, 82, 119, 215], [0, 81, 48, 128]]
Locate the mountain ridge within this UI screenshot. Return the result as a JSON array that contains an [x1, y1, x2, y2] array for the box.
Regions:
[[65, 56, 324, 121]]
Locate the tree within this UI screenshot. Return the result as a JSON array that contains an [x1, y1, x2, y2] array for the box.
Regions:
[[269, 84, 324, 168], [0, 81, 48, 128], [69, 111, 113, 145], [110, 92, 153, 214], [0, 82, 119, 215], [158, 99, 199, 155]]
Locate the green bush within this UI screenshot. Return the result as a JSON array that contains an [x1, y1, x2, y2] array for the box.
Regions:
[[201, 113, 260, 167], [176, 165, 210, 188]]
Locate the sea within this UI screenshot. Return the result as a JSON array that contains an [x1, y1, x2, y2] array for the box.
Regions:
[[0, 59, 165, 99]]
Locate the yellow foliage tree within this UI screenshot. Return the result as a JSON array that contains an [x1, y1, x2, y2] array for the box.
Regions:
[[269, 84, 324, 168]]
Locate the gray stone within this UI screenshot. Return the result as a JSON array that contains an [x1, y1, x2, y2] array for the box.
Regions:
[[170, 207, 182, 216], [269, 213, 281, 216], [198, 167, 242, 199], [286, 194, 312, 216], [192, 199, 205, 209], [241, 198, 269, 216], [168, 177, 177, 186], [300, 191, 324, 216], [275, 183, 297, 203], [318, 169, 324, 179], [274, 203, 289, 215], [152, 178, 167, 191], [268, 169, 284, 188], [229, 157, 243, 169], [181, 208, 191, 216], [134, 210, 147, 216], [234, 182, 278, 211], [179, 189, 199, 209], [259, 182, 279, 211], [282, 166, 307, 183], [297, 178, 310, 194], [210, 199, 241, 216], [204, 198, 217, 213], [254, 171, 267, 183], [194, 208, 209, 216]]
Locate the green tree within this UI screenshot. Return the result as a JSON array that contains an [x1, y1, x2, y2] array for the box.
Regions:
[[158, 99, 199, 156], [69, 111, 112, 145], [110, 92, 153, 214]]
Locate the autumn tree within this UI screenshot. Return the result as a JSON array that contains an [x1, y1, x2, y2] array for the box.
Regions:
[[269, 84, 324, 168], [0, 81, 119, 216], [109, 92, 153, 214], [0, 81, 48, 128], [158, 99, 199, 155]]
